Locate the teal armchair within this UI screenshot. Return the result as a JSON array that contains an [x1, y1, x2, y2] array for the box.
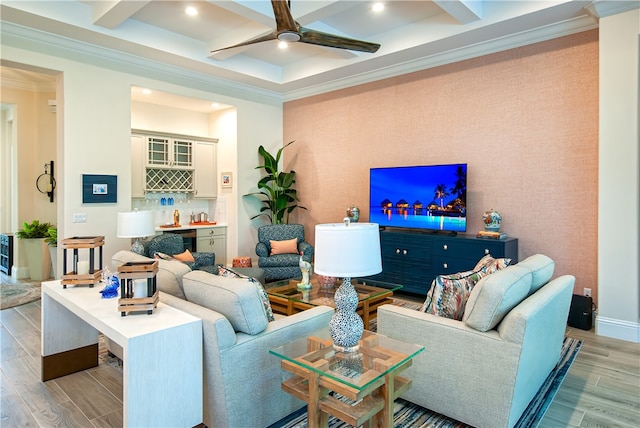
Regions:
[[255, 224, 312, 282]]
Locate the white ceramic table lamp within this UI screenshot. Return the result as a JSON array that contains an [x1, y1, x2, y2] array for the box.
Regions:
[[314, 220, 382, 352], [117, 210, 155, 255]]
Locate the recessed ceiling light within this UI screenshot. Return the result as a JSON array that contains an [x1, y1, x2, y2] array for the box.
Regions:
[[185, 6, 198, 16], [211, 102, 220, 108], [141, 88, 152, 95], [278, 41, 288, 49], [372, 2, 384, 13]]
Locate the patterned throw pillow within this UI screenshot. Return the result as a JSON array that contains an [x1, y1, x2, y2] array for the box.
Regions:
[[474, 254, 512, 275], [421, 269, 485, 320], [153, 251, 175, 261], [217, 266, 275, 321]]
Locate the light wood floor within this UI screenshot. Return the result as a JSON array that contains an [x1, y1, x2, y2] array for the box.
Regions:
[[1, 276, 639, 427]]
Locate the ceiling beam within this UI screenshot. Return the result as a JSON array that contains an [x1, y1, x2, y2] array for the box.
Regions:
[[208, 0, 276, 27], [433, 0, 483, 24], [92, 1, 151, 29]]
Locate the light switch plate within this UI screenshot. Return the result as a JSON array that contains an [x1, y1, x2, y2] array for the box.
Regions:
[[73, 213, 87, 223]]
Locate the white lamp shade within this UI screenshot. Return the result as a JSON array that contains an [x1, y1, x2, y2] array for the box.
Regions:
[[117, 210, 155, 238], [314, 223, 382, 278]]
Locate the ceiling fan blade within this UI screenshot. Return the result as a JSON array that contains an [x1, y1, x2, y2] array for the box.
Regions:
[[210, 32, 277, 53], [272, 0, 298, 33], [299, 27, 380, 53]]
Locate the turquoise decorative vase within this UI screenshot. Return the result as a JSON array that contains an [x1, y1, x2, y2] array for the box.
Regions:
[[483, 209, 502, 232]]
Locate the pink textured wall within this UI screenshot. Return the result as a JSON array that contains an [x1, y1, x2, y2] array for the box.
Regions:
[[284, 30, 599, 299]]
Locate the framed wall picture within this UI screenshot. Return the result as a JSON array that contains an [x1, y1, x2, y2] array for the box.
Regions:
[[221, 172, 233, 188], [82, 174, 117, 203]]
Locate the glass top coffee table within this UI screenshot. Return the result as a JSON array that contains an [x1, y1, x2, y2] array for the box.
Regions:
[[270, 328, 424, 428], [265, 276, 401, 328]]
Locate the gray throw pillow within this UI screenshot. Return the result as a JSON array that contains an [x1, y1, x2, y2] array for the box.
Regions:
[[183, 270, 268, 335], [462, 265, 532, 332]]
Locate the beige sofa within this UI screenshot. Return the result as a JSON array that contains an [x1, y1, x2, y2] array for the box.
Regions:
[[111, 252, 333, 427], [377, 254, 574, 428]]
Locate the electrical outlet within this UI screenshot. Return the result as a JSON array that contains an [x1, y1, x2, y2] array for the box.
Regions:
[[584, 288, 592, 297], [73, 213, 87, 223]]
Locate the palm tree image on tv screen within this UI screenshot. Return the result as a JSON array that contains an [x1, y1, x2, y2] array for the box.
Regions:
[[369, 164, 467, 233]]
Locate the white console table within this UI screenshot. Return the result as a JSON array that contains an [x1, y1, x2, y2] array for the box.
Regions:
[[41, 280, 203, 427]]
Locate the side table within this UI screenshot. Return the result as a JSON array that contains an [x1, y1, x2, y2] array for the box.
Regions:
[[41, 280, 203, 427], [270, 328, 424, 428]]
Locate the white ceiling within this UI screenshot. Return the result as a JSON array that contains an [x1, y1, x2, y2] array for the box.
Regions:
[[1, 1, 637, 104]]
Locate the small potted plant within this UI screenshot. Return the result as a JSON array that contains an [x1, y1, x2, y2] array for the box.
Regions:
[[45, 226, 58, 279], [16, 220, 53, 280]]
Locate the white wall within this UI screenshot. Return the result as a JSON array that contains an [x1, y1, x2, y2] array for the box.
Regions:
[[236, 101, 284, 259], [1, 44, 283, 271], [209, 108, 237, 261], [597, 8, 640, 342]]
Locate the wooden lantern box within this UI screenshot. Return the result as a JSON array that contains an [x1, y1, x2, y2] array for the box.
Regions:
[[117, 261, 159, 316], [61, 236, 104, 288]]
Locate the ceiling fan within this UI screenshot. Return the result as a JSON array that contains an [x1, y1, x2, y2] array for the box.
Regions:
[[211, 0, 380, 54]]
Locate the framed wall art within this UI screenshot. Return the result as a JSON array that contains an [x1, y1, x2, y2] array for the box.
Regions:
[[82, 174, 117, 203], [221, 172, 233, 188]]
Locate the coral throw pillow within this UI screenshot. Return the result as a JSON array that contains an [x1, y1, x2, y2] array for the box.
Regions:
[[173, 249, 195, 263], [270, 238, 298, 255]]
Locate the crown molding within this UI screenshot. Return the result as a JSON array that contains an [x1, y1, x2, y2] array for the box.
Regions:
[[585, 1, 640, 18], [1, 9, 601, 104], [0, 21, 284, 107], [283, 14, 599, 101]]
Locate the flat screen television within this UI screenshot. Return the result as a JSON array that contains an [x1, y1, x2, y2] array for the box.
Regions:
[[369, 163, 467, 233]]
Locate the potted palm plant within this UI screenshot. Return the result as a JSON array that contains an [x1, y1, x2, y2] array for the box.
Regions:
[[245, 141, 306, 224], [45, 226, 58, 279], [16, 220, 53, 280]]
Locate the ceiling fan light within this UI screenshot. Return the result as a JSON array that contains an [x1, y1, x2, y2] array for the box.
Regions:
[[278, 31, 301, 43]]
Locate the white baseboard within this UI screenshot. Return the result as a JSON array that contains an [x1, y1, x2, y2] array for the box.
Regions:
[[596, 315, 640, 343]]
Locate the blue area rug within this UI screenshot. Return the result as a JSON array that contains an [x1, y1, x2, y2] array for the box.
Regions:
[[269, 335, 582, 428]]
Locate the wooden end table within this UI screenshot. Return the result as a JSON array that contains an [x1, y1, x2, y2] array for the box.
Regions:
[[270, 328, 424, 428], [266, 276, 401, 328]]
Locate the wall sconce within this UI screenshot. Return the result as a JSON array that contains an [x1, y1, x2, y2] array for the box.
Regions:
[[36, 161, 55, 203]]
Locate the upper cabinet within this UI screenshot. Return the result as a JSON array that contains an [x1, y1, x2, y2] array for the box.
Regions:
[[132, 130, 218, 198], [147, 136, 193, 169], [193, 141, 218, 198]]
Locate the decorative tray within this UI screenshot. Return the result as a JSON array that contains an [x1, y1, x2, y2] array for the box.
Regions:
[[159, 224, 181, 228], [189, 221, 217, 226]]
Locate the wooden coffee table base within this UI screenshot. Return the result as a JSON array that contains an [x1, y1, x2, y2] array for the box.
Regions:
[[267, 279, 396, 328], [279, 335, 413, 428]]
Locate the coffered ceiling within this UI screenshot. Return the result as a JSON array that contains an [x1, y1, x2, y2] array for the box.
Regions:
[[0, 1, 636, 101]]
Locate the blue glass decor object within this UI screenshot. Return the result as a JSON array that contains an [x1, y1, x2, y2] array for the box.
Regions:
[[100, 272, 120, 299]]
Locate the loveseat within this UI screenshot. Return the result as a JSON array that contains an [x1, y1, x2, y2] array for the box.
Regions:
[[377, 254, 574, 428], [111, 251, 333, 428]]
